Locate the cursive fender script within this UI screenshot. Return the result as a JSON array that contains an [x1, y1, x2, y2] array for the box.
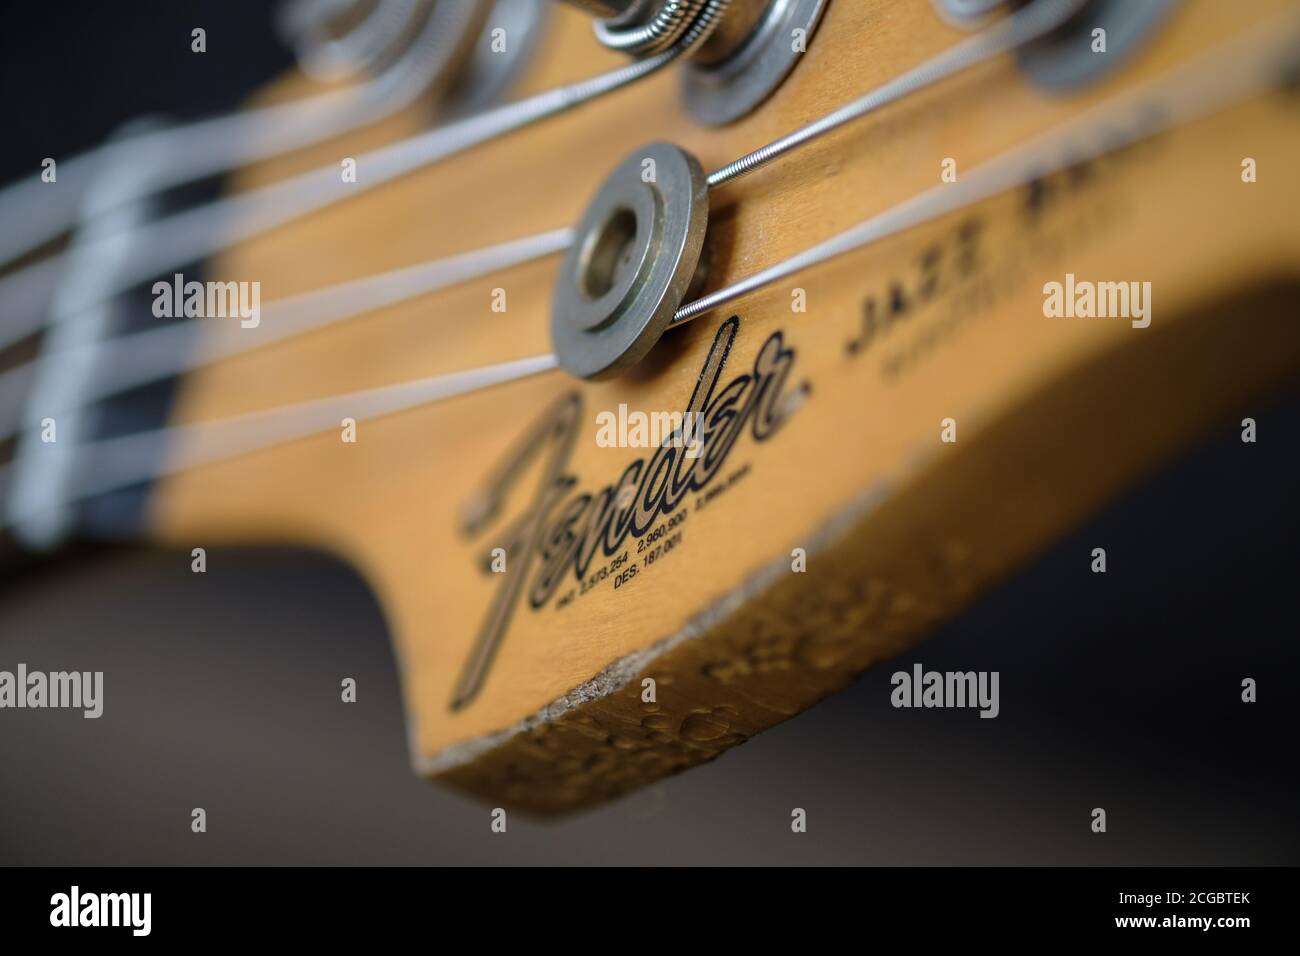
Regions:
[[451, 317, 801, 710]]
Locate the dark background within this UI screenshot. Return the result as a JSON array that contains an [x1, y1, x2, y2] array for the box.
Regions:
[[0, 2, 1296, 865]]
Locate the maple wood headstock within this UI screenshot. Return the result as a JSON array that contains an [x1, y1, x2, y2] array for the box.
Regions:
[[11, 0, 1300, 813]]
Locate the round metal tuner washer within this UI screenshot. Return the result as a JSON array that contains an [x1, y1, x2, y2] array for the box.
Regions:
[[551, 143, 709, 380], [681, 0, 828, 126], [1017, 0, 1176, 90]]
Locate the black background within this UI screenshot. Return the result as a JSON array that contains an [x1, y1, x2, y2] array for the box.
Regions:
[[0, 2, 1296, 866]]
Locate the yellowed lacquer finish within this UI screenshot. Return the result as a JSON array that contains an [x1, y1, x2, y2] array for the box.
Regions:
[[152, 1, 1300, 810]]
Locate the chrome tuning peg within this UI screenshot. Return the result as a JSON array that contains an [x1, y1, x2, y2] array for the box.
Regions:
[[555, 0, 829, 125]]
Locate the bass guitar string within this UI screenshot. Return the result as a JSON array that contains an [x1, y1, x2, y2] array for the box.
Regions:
[[0, 228, 574, 442], [0, 0, 729, 352], [5, 7, 1291, 531], [0, 0, 1078, 433], [0, 0, 493, 272], [705, 0, 1084, 189]]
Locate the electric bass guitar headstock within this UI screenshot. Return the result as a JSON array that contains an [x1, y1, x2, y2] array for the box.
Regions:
[[6, 0, 1300, 813]]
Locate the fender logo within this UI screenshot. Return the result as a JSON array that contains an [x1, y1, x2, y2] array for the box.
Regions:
[[450, 316, 801, 710]]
